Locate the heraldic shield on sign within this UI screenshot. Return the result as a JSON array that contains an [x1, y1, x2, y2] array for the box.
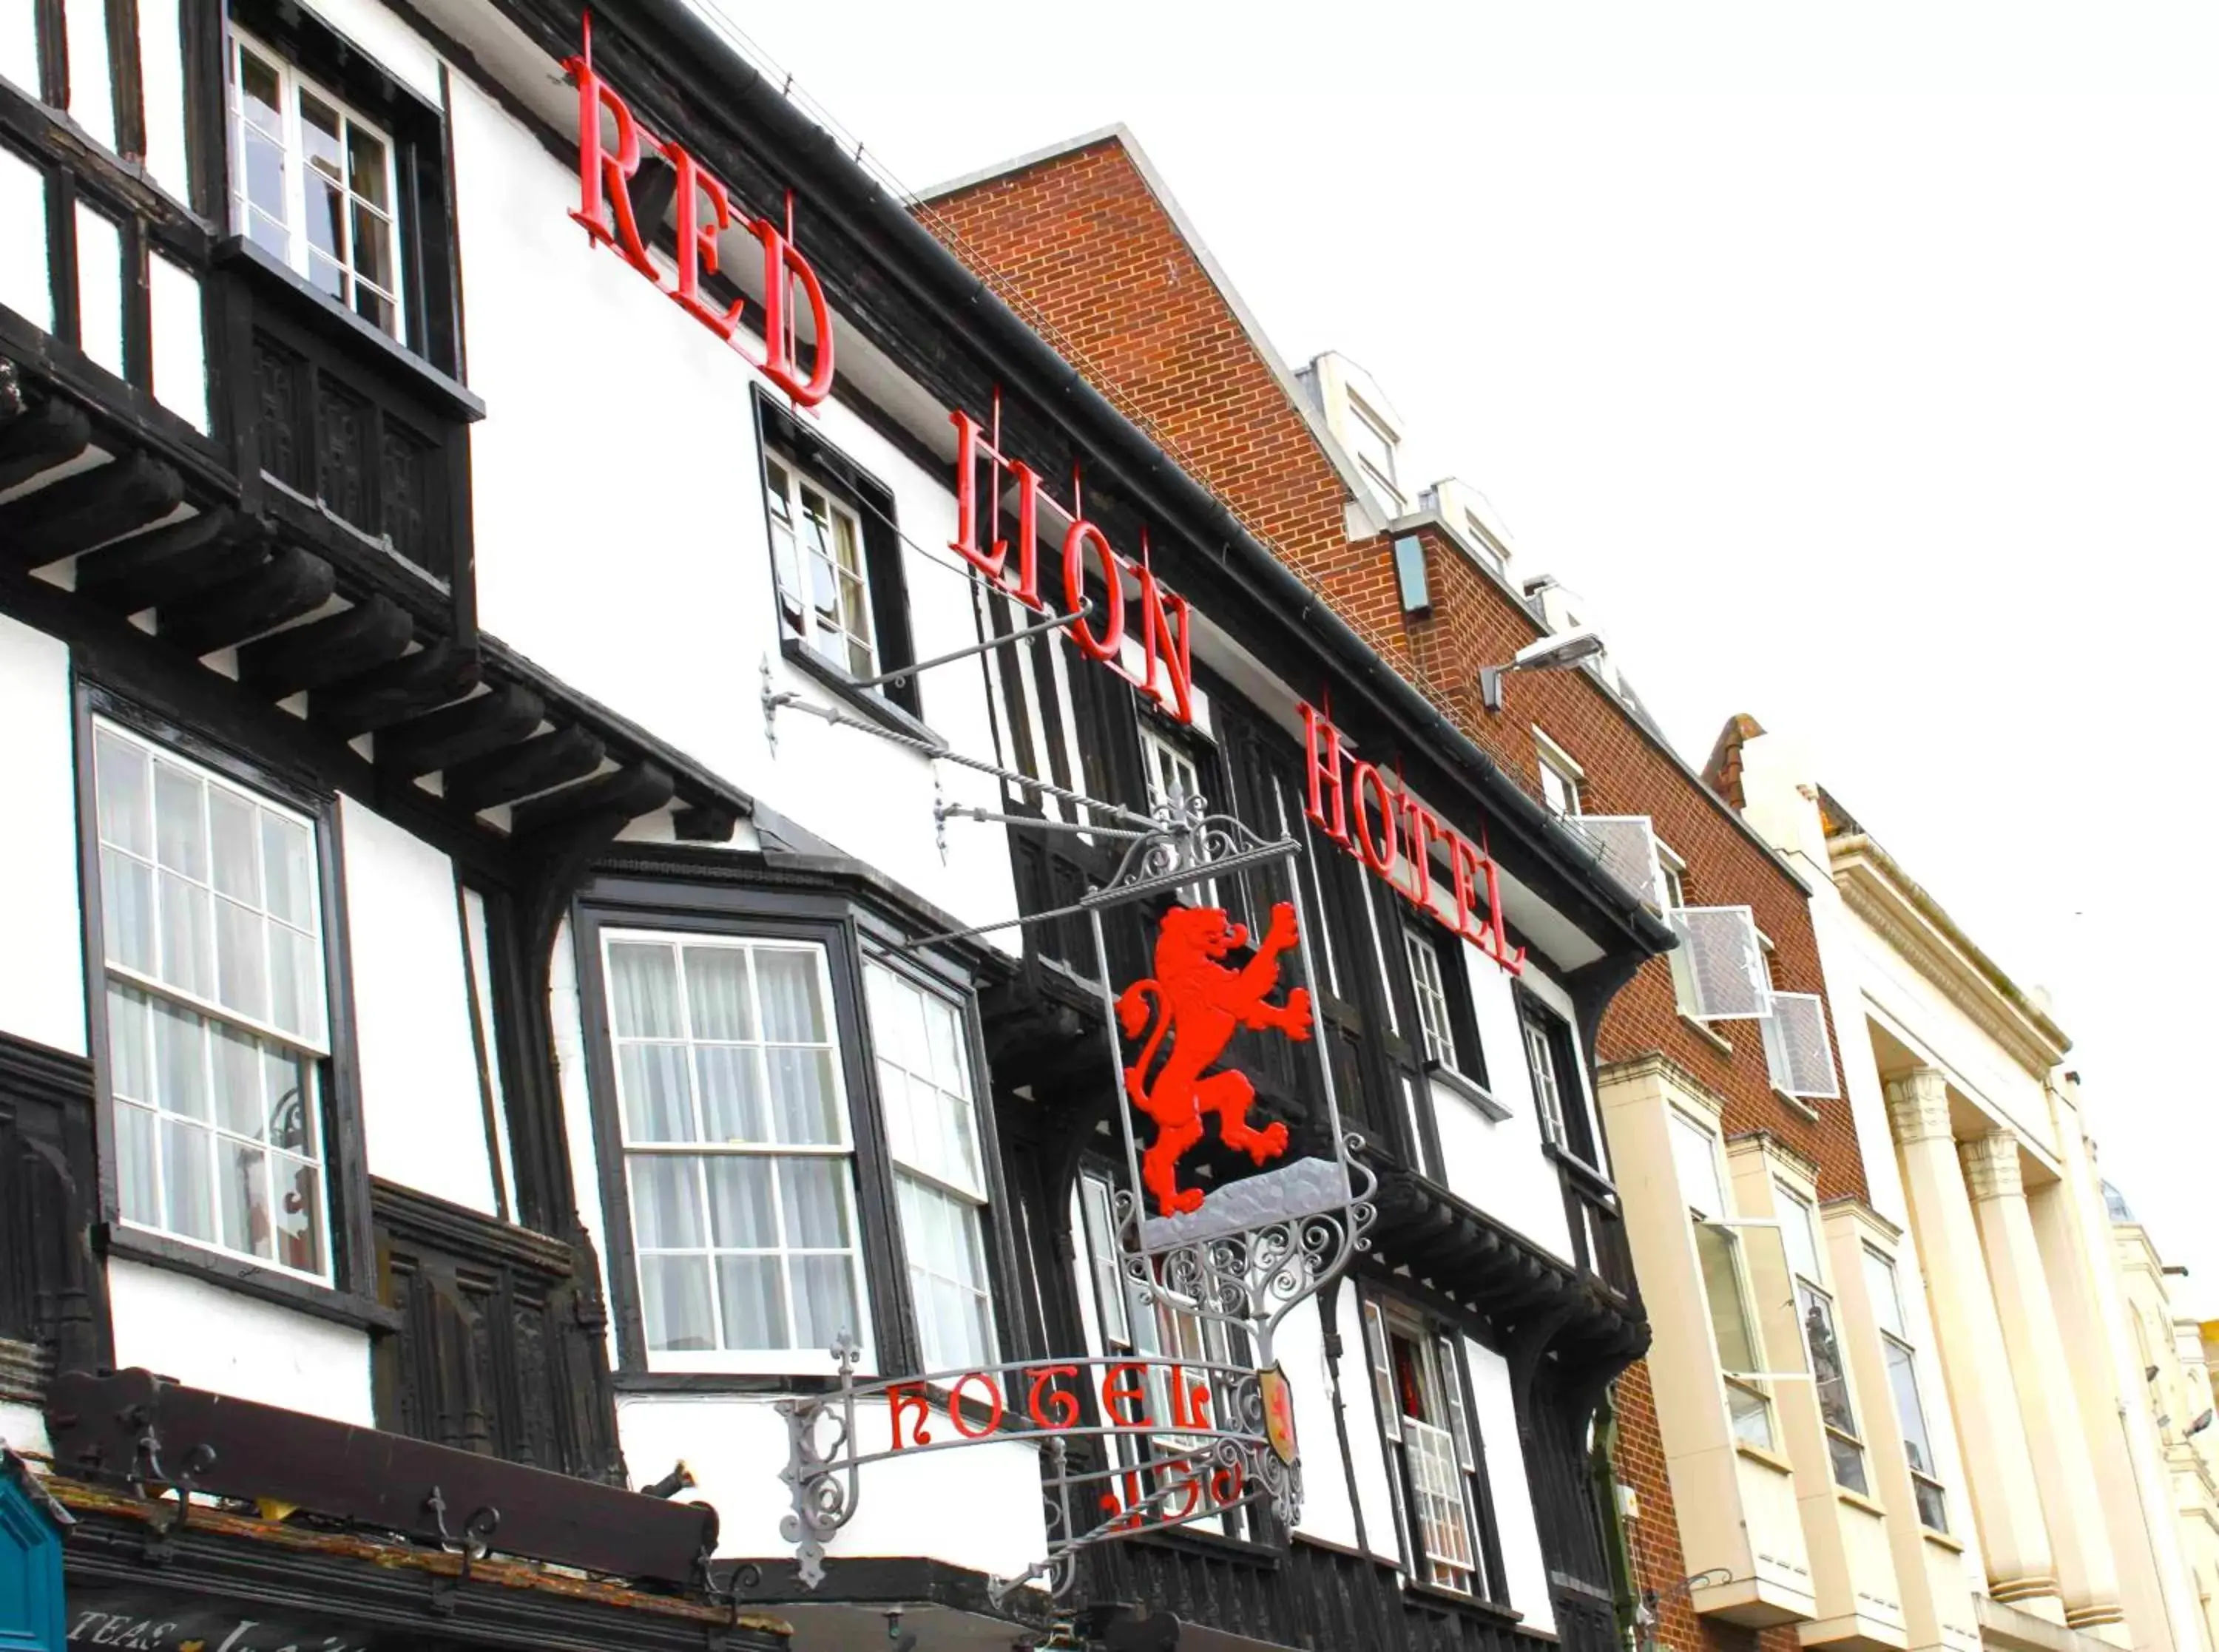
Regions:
[[774, 789, 1374, 1605]]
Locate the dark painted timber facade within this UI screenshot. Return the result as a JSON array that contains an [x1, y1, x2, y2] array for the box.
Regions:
[[0, 1, 1672, 1650]]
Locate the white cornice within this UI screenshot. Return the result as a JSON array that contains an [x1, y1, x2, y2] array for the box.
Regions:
[[1831, 838, 2068, 1081]]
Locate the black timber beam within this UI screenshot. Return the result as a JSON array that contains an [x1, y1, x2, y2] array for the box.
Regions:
[[311, 642, 480, 738], [237, 597, 415, 697], [158, 546, 337, 657], [0, 453, 183, 569], [377, 684, 546, 778], [72, 510, 266, 614], [442, 725, 605, 813], [512, 762, 674, 837], [0, 396, 91, 495]]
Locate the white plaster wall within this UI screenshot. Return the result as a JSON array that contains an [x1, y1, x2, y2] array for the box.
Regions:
[[614, 1391, 1045, 1570], [107, 1260, 374, 1424], [0, 616, 86, 1056], [1277, 1296, 1360, 1551], [446, 78, 1016, 944], [0, 6, 36, 99], [0, 1401, 50, 1458], [1434, 945, 1574, 1263], [1328, 1282, 1403, 1563], [294, 0, 441, 102], [338, 796, 496, 1213], [1465, 1339, 1553, 1634]]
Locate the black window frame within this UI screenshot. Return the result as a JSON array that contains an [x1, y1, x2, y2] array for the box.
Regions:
[[752, 387, 924, 730], [71, 677, 388, 1330], [1360, 1282, 1511, 1607], [212, 0, 463, 376], [570, 875, 1012, 1387]]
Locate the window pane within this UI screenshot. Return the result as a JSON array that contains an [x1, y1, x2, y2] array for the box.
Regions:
[[272, 1154, 322, 1273], [212, 1020, 268, 1137], [1669, 1113, 1727, 1218], [214, 896, 269, 1023], [298, 91, 342, 180], [353, 282, 394, 336], [629, 1157, 705, 1250], [704, 1157, 777, 1248], [1826, 1429, 1870, 1496], [1726, 1378, 1774, 1451], [1695, 1222, 1760, 1371], [618, 1046, 695, 1142], [780, 1159, 853, 1250], [346, 124, 389, 209], [161, 1117, 215, 1241], [153, 760, 206, 877], [608, 944, 683, 1036], [1863, 1248, 1907, 1340], [207, 787, 260, 902], [266, 922, 323, 1045], [95, 731, 152, 857], [115, 1101, 158, 1227], [304, 175, 343, 263], [151, 998, 208, 1120], [107, 984, 152, 1103], [695, 1045, 766, 1142], [157, 873, 213, 998], [245, 200, 289, 261], [790, 1253, 858, 1353], [766, 1048, 839, 1143], [1886, 1336, 1942, 1480], [260, 814, 314, 929], [101, 853, 155, 975], [715, 1256, 786, 1349], [218, 1140, 272, 1259], [265, 1046, 315, 1154], [1778, 1190, 1822, 1284], [685, 947, 755, 1040], [641, 1254, 716, 1353], [351, 202, 391, 290]]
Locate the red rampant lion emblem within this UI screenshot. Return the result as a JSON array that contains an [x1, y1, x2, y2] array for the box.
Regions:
[[1115, 901, 1314, 1218]]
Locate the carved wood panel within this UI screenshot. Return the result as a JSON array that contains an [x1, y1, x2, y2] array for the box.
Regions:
[[369, 1179, 624, 1485]]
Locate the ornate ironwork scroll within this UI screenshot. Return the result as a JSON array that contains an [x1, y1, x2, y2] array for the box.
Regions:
[[777, 1339, 1300, 1599]]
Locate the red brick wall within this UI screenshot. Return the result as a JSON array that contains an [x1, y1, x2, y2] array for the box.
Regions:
[[928, 138, 1870, 1650]]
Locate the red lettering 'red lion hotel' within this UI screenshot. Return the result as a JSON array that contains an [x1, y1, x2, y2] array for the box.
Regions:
[[0, 3, 1682, 1652]]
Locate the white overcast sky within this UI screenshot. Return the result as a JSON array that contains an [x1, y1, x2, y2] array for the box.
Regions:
[[712, 1, 2219, 1306]]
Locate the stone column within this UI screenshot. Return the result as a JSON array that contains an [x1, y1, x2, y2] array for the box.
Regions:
[[1886, 1070, 2059, 1610], [1962, 1130, 2127, 1631]]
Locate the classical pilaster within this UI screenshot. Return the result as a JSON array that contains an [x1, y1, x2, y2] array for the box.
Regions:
[[1885, 1071, 2059, 1609], [1960, 1129, 2128, 1631]]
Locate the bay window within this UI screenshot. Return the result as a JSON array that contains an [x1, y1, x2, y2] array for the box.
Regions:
[[603, 932, 865, 1368], [590, 900, 1002, 1381], [92, 720, 333, 1279]]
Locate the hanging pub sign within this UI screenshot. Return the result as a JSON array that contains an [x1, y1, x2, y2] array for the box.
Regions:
[[948, 400, 1198, 725], [563, 22, 834, 405], [1301, 701, 1525, 975], [779, 793, 1373, 1602]]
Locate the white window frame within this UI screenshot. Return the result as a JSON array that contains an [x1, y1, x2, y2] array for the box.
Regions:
[[1669, 1108, 1788, 1453], [865, 956, 997, 1374], [1533, 728, 1584, 819], [226, 27, 404, 337], [1404, 930, 1459, 1074], [1864, 1245, 1950, 1532], [1139, 723, 1217, 907], [765, 452, 878, 681], [1656, 840, 1688, 915], [601, 929, 873, 1376], [92, 720, 335, 1283]]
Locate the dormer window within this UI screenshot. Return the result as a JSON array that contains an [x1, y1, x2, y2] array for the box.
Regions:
[[1535, 731, 1584, 818], [1346, 393, 1404, 515]]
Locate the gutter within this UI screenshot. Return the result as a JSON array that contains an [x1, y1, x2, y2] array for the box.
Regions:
[[567, 0, 1675, 960]]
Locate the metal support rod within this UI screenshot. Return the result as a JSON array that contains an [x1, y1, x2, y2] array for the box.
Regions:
[[936, 804, 1154, 842], [842, 601, 1092, 693], [763, 674, 1155, 828]]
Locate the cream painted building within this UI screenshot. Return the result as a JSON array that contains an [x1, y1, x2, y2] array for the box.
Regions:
[[2108, 1188, 2219, 1652], [1715, 717, 2210, 1652]]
